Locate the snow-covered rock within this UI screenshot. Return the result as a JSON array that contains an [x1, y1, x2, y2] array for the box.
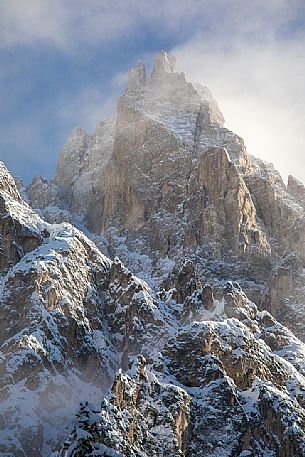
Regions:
[[0, 164, 159, 455], [59, 286, 305, 456], [2, 164, 305, 455]]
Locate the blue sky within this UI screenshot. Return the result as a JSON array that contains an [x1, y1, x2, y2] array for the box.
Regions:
[[1, 0, 305, 184]]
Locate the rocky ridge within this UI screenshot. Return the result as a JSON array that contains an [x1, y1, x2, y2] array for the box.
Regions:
[[0, 162, 166, 455]]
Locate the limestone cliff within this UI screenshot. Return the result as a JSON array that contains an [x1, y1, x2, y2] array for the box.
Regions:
[[24, 51, 305, 340]]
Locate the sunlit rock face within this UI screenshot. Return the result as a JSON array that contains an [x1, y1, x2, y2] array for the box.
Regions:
[[28, 51, 305, 340], [4, 51, 305, 456]]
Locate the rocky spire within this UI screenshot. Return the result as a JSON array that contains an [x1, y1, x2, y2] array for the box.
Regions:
[[287, 175, 305, 209], [149, 51, 185, 95], [152, 50, 177, 75], [127, 60, 147, 90]]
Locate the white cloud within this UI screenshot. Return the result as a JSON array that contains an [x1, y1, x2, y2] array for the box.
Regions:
[[0, 0, 69, 49], [56, 86, 118, 132], [3, 1, 302, 51], [0, 0, 198, 50], [173, 33, 305, 183]]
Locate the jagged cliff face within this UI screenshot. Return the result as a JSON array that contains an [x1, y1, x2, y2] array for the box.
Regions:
[[0, 163, 115, 455], [24, 51, 305, 341], [4, 51, 305, 456], [60, 51, 259, 265], [54, 118, 116, 232]]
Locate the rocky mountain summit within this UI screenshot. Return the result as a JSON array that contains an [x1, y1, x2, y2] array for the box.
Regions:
[[23, 51, 305, 342], [2, 51, 305, 456]]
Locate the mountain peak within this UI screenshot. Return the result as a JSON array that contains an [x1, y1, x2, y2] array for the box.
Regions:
[[127, 59, 147, 90], [127, 51, 177, 91], [152, 50, 177, 74]]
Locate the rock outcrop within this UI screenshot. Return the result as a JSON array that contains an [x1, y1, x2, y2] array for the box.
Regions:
[[0, 163, 45, 275]]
